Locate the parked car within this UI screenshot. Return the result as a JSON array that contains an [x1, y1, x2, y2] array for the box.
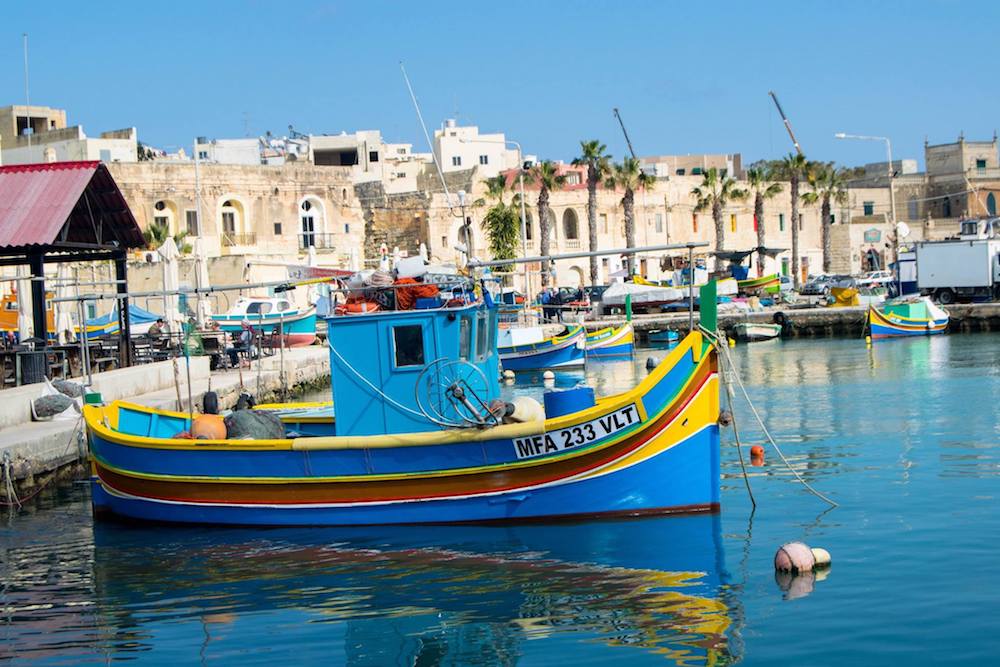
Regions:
[[856, 270, 893, 288], [799, 275, 836, 296]]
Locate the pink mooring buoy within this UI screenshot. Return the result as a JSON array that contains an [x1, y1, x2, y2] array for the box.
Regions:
[[774, 541, 816, 573]]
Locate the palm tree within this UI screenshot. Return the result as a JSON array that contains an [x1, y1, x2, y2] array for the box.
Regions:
[[802, 163, 848, 273], [476, 174, 508, 207], [572, 140, 612, 285], [773, 153, 809, 288], [605, 157, 655, 276], [526, 161, 566, 287], [144, 220, 192, 254], [691, 167, 747, 256], [746, 166, 784, 276]]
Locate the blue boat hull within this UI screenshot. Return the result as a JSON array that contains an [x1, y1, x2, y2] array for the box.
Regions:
[[90, 423, 719, 525], [500, 340, 585, 370], [587, 342, 634, 357]]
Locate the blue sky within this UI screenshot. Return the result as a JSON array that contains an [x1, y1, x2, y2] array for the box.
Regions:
[[3, 1, 997, 168]]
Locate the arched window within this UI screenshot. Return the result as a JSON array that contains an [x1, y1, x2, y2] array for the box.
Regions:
[[987, 193, 997, 216], [299, 197, 327, 250], [525, 212, 534, 240], [942, 197, 952, 218], [220, 199, 247, 246], [152, 200, 177, 234], [562, 209, 579, 240]]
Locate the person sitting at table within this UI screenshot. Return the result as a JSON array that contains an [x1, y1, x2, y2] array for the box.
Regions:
[[147, 318, 165, 341], [226, 320, 254, 368]]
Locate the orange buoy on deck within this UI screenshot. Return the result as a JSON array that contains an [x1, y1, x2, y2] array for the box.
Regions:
[[191, 414, 227, 440], [750, 444, 765, 458]]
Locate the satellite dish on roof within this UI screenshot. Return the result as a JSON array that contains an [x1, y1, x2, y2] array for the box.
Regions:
[[896, 221, 911, 238]]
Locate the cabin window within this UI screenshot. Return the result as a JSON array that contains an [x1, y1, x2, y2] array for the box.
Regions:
[[277, 301, 290, 311], [393, 325, 425, 367], [245, 302, 272, 315], [5, 302, 17, 311], [459, 317, 472, 360], [475, 311, 489, 360]]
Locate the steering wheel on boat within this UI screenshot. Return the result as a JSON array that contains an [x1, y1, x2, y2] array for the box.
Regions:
[[415, 358, 497, 428]]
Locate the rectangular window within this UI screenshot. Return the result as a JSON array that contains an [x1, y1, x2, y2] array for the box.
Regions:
[[186, 210, 199, 236], [441, 235, 448, 247], [830, 214, 835, 224], [863, 201, 875, 216], [599, 213, 608, 234], [977, 158, 987, 173], [344, 224, 350, 234], [222, 211, 236, 234], [274, 222, 282, 235], [154, 215, 168, 230], [779, 213, 785, 232], [459, 317, 472, 360], [198, 151, 209, 160], [675, 168, 685, 176], [451, 156, 462, 167], [99, 149, 112, 163], [475, 311, 489, 361], [692, 213, 698, 233], [730, 213, 737, 233], [781, 257, 789, 276], [799, 214, 804, 231], [479, 155, 489, 165], [393, 325, 425, 367], [368, 150, 379, 163], [655, 213, 663, 233]]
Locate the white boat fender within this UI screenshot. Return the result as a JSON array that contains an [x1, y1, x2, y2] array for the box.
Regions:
[[775, 541, 831, 572], [542, 370, 555, 381], [502, 369, 516, 380], [718, 410, 733, 427], [508, 396, 545, 423]]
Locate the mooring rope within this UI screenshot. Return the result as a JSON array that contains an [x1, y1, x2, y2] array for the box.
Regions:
[[721, 358, 756, 508], [704, 326, 839, 508], [1, 415, 85, 509]]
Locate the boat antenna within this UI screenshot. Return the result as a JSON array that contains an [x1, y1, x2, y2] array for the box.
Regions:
[[400, 62, 458, 216]]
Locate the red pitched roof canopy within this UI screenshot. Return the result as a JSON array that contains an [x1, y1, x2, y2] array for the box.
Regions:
[[0, 161, 144, 252]]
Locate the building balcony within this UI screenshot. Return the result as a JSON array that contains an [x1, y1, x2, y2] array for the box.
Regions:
[[563, 239, 582, 250], [221, 232, 257, 247], [298, 233, 337, 251]]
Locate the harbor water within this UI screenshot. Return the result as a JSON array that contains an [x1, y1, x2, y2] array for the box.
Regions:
[[3, 334, 1000, 665]]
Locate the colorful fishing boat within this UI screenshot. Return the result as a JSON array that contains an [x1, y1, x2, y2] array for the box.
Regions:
[[585, 322, 634, 357], [737, 273, 780, 293], [79, 303, 162, 339], [0, 288, 53, 334], [212, 296, 316, 347], [498, 325, 586, 370], [84, 286, 721, 526], [868, 296, 949, 339]]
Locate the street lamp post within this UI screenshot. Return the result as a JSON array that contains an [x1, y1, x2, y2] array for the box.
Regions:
[[835, 132, 898, 293]]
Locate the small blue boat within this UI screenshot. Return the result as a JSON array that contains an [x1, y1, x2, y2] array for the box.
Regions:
[[80, 303, 162, 339], [498, 325, 587, 370], [648, 329, 679, 344], [212, 296, 316, 347]]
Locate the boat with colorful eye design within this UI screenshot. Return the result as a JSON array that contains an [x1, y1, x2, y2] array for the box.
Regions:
[[211, 295, 316, 347], [737, 272, 780, 293], [585, 322, 634, 357], [84, 282, 721, 526], [868, 296, 949, 339], [498, 324, 587, 370]]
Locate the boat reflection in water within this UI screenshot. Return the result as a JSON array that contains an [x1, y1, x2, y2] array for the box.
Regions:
[[89, 515, 739, 665]]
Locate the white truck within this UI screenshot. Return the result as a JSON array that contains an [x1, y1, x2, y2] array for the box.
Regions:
[[915, 219, 1000, 304]]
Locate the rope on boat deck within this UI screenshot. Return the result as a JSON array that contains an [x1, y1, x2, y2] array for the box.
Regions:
[[325, 339, 428, 419], [703, 326, 839, 508]]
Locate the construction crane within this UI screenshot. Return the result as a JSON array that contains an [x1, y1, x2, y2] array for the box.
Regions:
[[612, 107, 637, 160], [768, 90, 803, 155]]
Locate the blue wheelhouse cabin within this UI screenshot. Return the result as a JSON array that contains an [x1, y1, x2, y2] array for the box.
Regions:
[[326, 302, 501, 436]]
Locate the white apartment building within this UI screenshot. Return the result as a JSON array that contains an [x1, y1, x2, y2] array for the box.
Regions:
[[434, 119, 520, 178], [0, 104, 137, 165]]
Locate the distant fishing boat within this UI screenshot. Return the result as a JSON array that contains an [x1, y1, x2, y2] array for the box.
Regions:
[[0, 288, 53, 334], [84, 281, 723, 526], [648, 329, 679, 345], [868, 296, 949, 339], [498, 325, 586, 370], [585, 322, 634, 357], [737, 273, 780, 293], [80, 303, 162, 339], [732, 322, 782, 342], [212, 296, 316, 347]]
